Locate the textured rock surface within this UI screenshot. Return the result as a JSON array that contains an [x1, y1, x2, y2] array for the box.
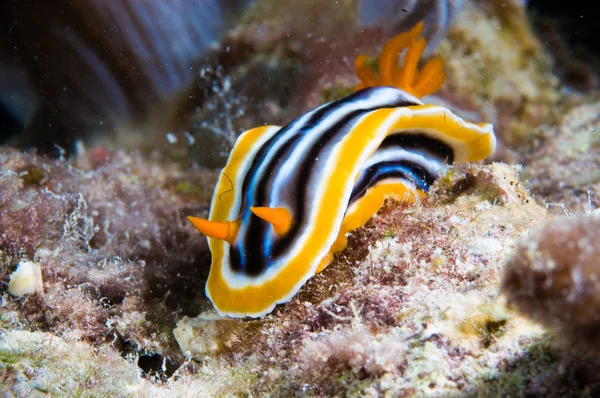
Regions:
[[502, 214, 600, 358], [0, 331, 154, 396], [523, 100, 600, 214], [0, 147, 218, 390], [172, 163, 585, 396]]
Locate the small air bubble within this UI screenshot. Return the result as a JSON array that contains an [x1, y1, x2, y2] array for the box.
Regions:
[[166, 132, 177, 144], [185, 132, 195, 145]]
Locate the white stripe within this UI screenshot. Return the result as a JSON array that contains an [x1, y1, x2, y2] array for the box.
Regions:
[[268, 87, 421, 206], [362, 147, 444, 177]]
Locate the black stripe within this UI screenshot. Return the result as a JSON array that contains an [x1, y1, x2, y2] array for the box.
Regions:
[[229, 94, 357, 273], [268, 92, 418, 263], [230, 87, 419, 276], [378, 133, 454, 164], [350, 132, 455, 207], [268, 109, 367, 258], [349, 160, 435, 204]]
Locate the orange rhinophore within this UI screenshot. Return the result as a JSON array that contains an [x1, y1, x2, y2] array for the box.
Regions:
[[187, 216, 240, 246]]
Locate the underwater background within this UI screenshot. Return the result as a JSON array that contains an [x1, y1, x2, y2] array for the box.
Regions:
[[1, 0, 599, 396]]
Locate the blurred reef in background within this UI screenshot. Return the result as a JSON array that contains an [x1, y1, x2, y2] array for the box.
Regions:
[[1, 0, 600, 396]]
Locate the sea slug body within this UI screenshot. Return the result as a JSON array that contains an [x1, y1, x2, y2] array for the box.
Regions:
[[189, 22, 496, 318]]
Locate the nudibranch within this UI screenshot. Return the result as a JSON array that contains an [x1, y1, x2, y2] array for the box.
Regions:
[[188, 22, 496, 318]]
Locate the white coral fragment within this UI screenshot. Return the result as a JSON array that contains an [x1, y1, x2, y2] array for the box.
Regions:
[[8, 260, 44, 297]]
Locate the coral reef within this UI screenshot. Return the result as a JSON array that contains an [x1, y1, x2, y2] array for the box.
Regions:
[[522, 100, 600, 213], [2, 150, 599, 395], [173, 163, 597, 396], [436, 0, 560, 157], [1, 0, 600, 395], [0, 146, 218, 389], [0, 330, 155, 395], [502, 214, 600, 359]]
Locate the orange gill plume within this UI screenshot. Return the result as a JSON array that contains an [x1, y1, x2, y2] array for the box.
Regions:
[[354, 21, 446, 98]]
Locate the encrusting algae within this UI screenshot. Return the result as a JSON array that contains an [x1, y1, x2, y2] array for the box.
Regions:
[[174, 163, 578, 396], [502, 214, 600, 358]]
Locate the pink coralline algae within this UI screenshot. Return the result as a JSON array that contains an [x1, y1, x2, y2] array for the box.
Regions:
[[0, 147, 216, 359]]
